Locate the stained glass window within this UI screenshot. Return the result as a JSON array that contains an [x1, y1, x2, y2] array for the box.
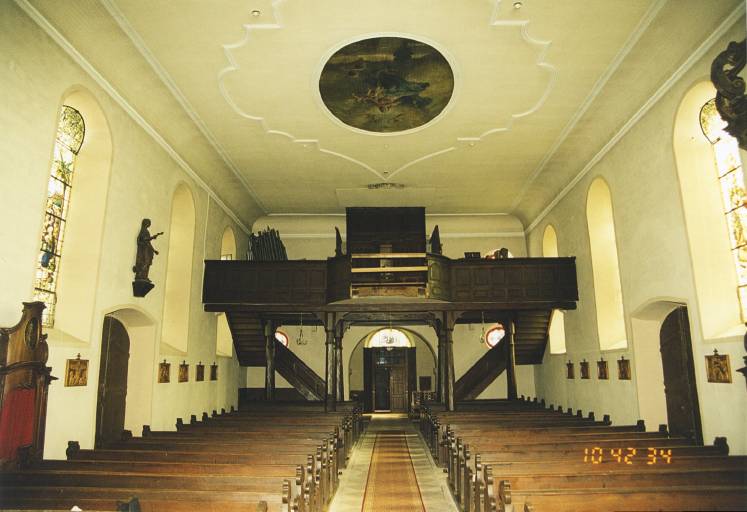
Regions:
[[700, 98, 747, 321], [33, 106, 85, 327]]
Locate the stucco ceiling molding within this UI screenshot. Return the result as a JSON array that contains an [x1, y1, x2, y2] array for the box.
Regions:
[[13, 0, 252, 234], [218, 0, 555, 182], [524, 3, 746, 235], [103, 0, 267, 213], [508, 0, 667, 213]]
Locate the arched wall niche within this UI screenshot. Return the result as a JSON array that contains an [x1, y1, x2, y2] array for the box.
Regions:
[[215, 225, 237, 357], [673, 80, 743, 339], [161, 183, 196, 354], [50, 86, 113, 345], [347, 327, 437, 393], [586, 177, 628, 351], [542, 224, 566, 354]]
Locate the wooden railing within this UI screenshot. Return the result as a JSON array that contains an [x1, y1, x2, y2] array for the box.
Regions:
[[203, 256, 578, 307]]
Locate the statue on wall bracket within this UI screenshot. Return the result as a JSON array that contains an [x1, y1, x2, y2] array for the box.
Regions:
[[711, 39, 747, 150], [132, 218, 163, 297]]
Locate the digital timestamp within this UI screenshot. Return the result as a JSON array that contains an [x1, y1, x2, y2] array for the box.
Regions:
[[584, 447, 672, 464]]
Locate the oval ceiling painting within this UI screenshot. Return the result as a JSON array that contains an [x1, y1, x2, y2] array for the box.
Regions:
[[319, 37, 454, 133]]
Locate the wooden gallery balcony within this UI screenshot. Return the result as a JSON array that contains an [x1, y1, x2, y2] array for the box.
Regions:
[[202, 255, 578, 311]]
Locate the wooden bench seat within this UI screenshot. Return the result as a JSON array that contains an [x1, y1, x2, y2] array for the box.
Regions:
[[2, 404, 364, 512], [492, 482, 747, 512], [420, 399, 746, 512], [1, 485, 285, 512], [40, 458, 300, 476]]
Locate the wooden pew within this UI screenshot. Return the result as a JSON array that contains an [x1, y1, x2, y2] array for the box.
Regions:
[[1, 403, 364, 512], [421, 398, 747, 512]]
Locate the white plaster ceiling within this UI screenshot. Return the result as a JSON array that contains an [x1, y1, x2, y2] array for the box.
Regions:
[[24, 0, 745, 225]]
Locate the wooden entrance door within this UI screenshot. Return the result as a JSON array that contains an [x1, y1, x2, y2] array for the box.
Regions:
[[389, 366, 407, 411], [659, 307, 703, 444], [95, 316, 130, 447], [374, 367, 390, 410]]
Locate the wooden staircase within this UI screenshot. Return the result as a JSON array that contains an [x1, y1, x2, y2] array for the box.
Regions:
[[514, 309, 553, 365], [275, 341, 325, 401], [225, 312, 265, 366], [454, 338, 507, 401], [454, 309, 553, 400], [226, 311, 324, 401]]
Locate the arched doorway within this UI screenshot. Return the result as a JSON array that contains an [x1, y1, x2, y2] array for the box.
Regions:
[[95, 316, 130, 447], [659, 306, 702, 444], [356, 329, 418, 412]]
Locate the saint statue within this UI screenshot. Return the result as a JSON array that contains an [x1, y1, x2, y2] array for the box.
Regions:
[[133, 219, 163, 282]]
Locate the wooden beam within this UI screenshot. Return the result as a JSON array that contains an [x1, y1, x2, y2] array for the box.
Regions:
[[350, 266, 428, 273], [506, 316, 518, 401], [351, 253, 426, 259]]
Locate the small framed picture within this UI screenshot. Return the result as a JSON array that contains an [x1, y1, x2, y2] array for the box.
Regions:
[[65, 355, 88, 387], [617, 356, 631, 380], [158, 360, 170, 383], [178, 361, 189, 383], [210, 362, 218, 381], [706, 350, 731, 383], [580, 360, 590, 379], [566, 361, 575, 379], [196, 362, 205, 382], [597, 358, 609, 380]]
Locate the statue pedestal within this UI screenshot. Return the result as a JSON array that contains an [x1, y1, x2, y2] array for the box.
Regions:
[[132, 279, 154, 298]]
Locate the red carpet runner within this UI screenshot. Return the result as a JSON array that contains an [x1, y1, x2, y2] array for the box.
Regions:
[[361, 431, 425, 511]]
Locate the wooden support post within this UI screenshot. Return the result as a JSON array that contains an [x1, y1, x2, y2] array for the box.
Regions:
[[335, 324, 344, 402], [325, 314, 337, 412], [264, 320, 275, 401], [436, 324, 446, 405], [506, 315, 518, 400], [445, 321, 456, 412]]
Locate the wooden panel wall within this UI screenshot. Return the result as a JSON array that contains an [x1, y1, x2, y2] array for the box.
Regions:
[[448, 257, 578, 303], [203, 260, 328, 305]]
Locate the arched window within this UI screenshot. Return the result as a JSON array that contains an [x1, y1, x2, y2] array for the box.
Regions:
[[485, 324, 505, 348], [275, 330, 289, 347], [215, 226, 238, 356], [220, 226, 237, 260], [699, 98, 746, 321], [161, 184, 196, 353], [586, 178, 627, 350], [33, 106, 85, 327], [366, 328, 411, 348], [215, 314, 233, 357], [542, 224, 567, 354], [674, 82, 743, 338]]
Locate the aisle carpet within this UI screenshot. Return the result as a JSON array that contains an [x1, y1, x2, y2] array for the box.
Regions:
[[361, 431, 425, 511]]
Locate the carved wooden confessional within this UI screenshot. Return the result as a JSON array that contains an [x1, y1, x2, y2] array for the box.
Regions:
[[0, 302, 55, 467]]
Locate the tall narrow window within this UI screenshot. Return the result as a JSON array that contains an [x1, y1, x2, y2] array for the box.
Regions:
[[216, 226, 237, 357], [542, 224, 566, 354], [34, 106, 85, 327], [587, 178, 627, 350], [700, 98, 747, 321]]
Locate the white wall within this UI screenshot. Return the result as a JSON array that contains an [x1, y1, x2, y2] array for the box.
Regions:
[[528, 22, 747, 453], [1, 3, 248, 459]]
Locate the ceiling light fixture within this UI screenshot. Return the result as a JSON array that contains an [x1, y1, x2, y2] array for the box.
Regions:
[[513, 1, 523, 9], [251, 9, 261, 17]]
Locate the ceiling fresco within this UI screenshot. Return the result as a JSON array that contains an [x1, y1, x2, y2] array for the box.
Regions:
[[318, 37, 454, 133]]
